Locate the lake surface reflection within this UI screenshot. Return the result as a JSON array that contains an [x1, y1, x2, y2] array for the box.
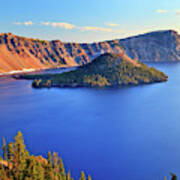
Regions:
[[0, 63, 180, 180]]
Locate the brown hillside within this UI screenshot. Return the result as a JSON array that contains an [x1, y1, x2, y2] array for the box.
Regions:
[[0, 33, 123, 74], [1, 30, 180, 74]]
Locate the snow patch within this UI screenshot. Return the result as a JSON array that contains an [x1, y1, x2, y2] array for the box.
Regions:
[[0, 68, 36, 76]]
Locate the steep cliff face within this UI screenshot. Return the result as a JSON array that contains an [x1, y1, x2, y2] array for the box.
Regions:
[[0, 30, 180, 74], [0, 33, 123, 74], [119, 30, 180, 62]]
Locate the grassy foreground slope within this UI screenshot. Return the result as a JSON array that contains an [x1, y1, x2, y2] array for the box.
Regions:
[[18, 53, 168, 88]]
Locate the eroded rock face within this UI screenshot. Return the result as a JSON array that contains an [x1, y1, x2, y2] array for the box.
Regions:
[[0, 30, 180, 73], [0, 33, 123, 73], [119, 30, 180, 62]]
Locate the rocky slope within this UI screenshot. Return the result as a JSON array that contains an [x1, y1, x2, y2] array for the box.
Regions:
[[120, 30, 180, 62], [0, 33, 123, 74], [0, 30, 180, 74]]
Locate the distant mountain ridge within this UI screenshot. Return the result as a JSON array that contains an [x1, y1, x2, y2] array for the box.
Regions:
[[0, 30, 180, 74], [120, 30, 180, 62]]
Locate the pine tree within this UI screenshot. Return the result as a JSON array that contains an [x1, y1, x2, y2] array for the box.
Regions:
[[7, 141, 14, 178], [57, 173, 62, 180], [45, 151, 54, 180], [7, 142, 14, 162], [80, 171, 86, 180], [59, 157, 66, 180], [171, 173, 177, 180], [24, 156, 34, 178], [0, 132, 92, 180], [66, 171, 71, 180], [32, 158, 39, 179], [32, 159, 44, 180], [47, 151, 52, 168], [36, 160, 45, 180], [0, 164, 8, 180], [2, 138, 8, 161], [13, 131, 29, 180], [88, 175, 92, 180], [2, 138, 10, 177], [53, 152, 59, 178]]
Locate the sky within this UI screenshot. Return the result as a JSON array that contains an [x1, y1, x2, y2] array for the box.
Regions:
[[0, 0, 180, 43]]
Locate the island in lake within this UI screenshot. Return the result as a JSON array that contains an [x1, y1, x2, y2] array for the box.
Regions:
[[17, 52, 168, 88]]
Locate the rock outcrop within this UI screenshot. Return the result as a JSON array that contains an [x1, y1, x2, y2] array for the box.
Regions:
[[0, 33, 123, 74], [0, 30, 180, 74], [120, 30, 180, 62]]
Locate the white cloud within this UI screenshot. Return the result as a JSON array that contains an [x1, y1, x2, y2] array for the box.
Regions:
[[41, 22, 75, 29], [105, 23, 119, 27], [80, 26, 113, 32], [40, 22, 51, 26], [13, 22, 22, 25], [156, 9, 168, 14], [14, 21, 33, 26], [41, 21, 114, 32], [24, 21, 33, 26], [51, 22, 75, 29], [15, 21, 122, 34]]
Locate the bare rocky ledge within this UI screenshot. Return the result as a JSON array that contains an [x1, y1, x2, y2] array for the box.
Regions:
[[0, 30, 180, 74]]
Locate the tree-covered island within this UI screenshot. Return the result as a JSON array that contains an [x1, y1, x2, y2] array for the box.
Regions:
[[16, 53, 168, 88]]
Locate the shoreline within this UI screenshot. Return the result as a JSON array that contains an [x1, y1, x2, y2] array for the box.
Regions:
[[0, 68, 41, 76], [0, 65, 77, 77]]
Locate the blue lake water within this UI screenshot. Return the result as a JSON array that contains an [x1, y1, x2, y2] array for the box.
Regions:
[[1, 63, 180, 180]]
